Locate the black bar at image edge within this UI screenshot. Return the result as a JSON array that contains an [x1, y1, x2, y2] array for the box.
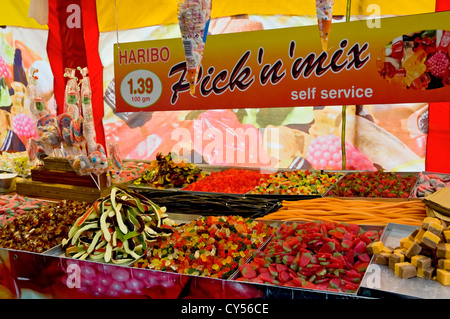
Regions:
[[1, 298, 447, 317]]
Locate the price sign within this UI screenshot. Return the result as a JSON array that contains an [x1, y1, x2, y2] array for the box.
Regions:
[[114, 12, 450, 112], [119, 69, 162, 108]]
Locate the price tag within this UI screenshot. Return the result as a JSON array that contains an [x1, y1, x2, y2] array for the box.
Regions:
[[120, 69, 162, 108]]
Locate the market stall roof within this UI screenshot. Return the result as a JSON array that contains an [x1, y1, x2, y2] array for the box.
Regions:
[[1, 0, 437, 30]]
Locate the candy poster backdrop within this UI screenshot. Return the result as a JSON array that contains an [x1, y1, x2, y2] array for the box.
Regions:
[[102, 15, 428, 172], [113, 11, 450, 112], [0, 26, 54, 153]]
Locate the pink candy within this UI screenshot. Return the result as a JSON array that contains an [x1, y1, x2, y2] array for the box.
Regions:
[[12, 113, 38, 140], [306, 134, 376, 171], [426, 51, 449, 78]]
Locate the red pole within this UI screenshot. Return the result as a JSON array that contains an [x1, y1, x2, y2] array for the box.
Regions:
[[426, 0, 450, 173], [80, 0, 105, 150], [46, 0, 105, 150]]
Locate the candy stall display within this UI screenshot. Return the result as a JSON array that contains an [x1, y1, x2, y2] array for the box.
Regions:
[[2, 5, 450, 301]]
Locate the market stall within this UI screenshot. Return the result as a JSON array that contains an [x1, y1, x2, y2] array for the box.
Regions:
[[0, 0, 450, 300]]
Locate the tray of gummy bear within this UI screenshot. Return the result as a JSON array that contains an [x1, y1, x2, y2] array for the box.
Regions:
[[134, 191, 283, 219]]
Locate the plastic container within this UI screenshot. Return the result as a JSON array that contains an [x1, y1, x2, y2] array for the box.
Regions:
[[0, 173, 17, 193]]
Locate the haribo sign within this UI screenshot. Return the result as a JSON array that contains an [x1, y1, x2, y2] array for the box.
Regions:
[[114, 11, 450, 112]]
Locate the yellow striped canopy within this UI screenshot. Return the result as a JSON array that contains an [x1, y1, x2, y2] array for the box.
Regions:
[[1, 0, 437, 31]]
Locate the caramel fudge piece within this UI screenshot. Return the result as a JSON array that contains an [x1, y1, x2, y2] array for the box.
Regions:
[[373, 251, 391, 265], [411, 255, 431, 269], [394, 262, 417, 279], [417, 266, 435, 280], [436, 243, 450, 259], [428, 221, 444, 237], [400, 237, 414, 250], [408, 228, 420, 241], [394, 247, 407, 256], [382, 246, 393, 254], [414, 229, 426, 244], [389, 253, 405, 271], [405, 241, 422, 259], [438, 259, 450, 270], [367, 241, 384, 255], [422, 230, 441, 249], [422, 217, 440, 230], [443, 230, 450, 243], [436, 269, 450, 285], [420, 247, 437, 264]]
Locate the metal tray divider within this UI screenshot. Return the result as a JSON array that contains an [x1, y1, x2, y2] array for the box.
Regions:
[[227, 234, 275, 280]]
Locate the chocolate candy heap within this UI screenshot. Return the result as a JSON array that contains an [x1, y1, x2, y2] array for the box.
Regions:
[[0, 200, 90, 253]]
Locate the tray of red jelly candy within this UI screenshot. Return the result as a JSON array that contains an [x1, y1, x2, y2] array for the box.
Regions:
[[181, 168, 267, 195], [232, 220, 382, 294], [325, 171, 418, 199]]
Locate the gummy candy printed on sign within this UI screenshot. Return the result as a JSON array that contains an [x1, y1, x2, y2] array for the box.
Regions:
[[377, 30, 450, 90]]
